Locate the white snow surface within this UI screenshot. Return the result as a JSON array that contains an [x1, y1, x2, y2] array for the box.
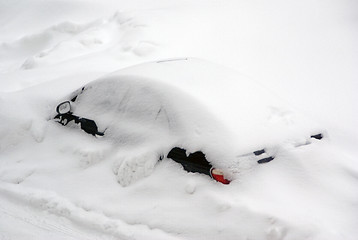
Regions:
[[0, 0, 358, 239]]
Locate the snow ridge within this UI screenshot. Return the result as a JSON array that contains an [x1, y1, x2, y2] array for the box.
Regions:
[[0, 12, 156, 72], [0, 182, 179, 240]]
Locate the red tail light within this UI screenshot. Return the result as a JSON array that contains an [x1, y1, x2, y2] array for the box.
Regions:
[[211, 168, 231, 184]]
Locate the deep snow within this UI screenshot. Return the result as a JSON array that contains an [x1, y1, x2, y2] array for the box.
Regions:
[[0, 0, 357, 239]]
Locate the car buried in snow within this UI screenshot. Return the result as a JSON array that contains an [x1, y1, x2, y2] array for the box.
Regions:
[[53, 58, 323, 184]]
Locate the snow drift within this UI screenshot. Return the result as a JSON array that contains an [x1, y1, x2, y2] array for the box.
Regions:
[[52, 58, 323, 183]]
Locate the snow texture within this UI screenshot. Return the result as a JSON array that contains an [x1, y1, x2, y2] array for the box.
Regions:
[[0, 0, 358, 239]]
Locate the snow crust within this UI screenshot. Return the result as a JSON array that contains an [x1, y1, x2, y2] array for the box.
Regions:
[[0, 0, 357, 239]]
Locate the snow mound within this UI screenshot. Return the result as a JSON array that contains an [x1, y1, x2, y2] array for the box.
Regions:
[[105, 59, 323, 158], [47, 58, 325, 184], [112, 150, 160, 187], [0, 12, 156, 72]]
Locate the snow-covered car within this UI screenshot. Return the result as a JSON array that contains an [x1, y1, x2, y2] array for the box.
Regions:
[[53, 58, 323, 184]]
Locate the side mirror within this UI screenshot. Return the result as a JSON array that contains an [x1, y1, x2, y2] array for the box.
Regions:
[[56, 101, 71, 114]]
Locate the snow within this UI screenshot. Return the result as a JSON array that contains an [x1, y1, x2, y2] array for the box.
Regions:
[[1, 0, 358, 239]]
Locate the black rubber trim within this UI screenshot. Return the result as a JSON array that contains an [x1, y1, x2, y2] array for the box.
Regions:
[[253, 149, 265, 156], [311, 133, 323, 140], [257, 156, 275, 164]]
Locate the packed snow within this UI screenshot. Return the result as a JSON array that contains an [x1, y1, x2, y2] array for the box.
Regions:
[[0, 0, 357, 240]]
